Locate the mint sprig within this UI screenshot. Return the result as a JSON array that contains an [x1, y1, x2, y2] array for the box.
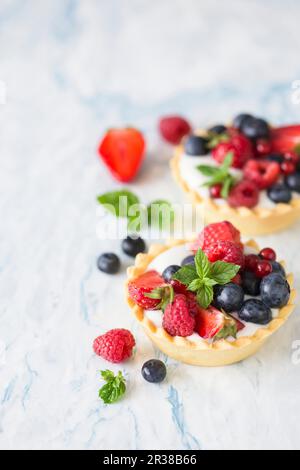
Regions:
[[172, 248, 240, 309], [197, 152, 236, 198], [98, 370, 126, 404], [97, 190, 139, 218]]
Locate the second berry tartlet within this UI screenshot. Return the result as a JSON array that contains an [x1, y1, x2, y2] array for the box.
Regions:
[[171, 116, 300, 235], [126, 221, 296, 366]]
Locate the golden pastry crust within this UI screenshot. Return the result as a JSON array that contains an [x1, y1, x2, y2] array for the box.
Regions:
[[171, 144, 300, 235], [126, 240, 296, 366]]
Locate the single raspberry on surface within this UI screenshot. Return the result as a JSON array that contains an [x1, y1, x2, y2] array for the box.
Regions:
[[93, 329, 135, 363], [203, 240, 244, 268], [159, 115, 191, 145], [162, 294, 196, 337], [211, 132, 253, 169], [228, 180, 259, 208], [190, 221, 241, 253], [128, 270, 167, 310], [243, 159, 280, 189]]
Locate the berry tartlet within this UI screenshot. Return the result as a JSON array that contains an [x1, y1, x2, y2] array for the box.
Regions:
[[171, 115, 300, 235], [126, 222, 296, 366]]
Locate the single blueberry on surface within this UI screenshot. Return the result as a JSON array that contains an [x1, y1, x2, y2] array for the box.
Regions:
[[208, 124, 227, 135], [213, 283, 244, 313], [142, 359, 167, 383], [238, 299, 272, 325], [285, 173, 300, 193], [267, 184, 292, 204], [270, 261, 286, 278], [260, 273, 290, 308], [162, 265, 181, 282], [122, 236, 146, 257], [97, 253, 121, 274], [242, 271, 261, 296], [181, 255, 195, 266], [233, 113, 253, 130], [184, 135, 208, 156]]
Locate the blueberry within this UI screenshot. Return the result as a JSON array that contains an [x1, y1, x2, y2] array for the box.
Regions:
[[162, 265, 181, 282], [260, 273, 290, 308], [270, 261, 286, 278], [238, 299, 272, 325], [285, 173, 300, 193], [267, 184, 292, 204], [97, 253, 121, 274], [213, 283, 244, 313], [122, 236, 146, 257], [181, 255, 195, 266], [142, 359, 167, 383], [241, 271, 261, 296], [241, 117, 270, 140], [233, 113, 253, 130], [266, 153, 284, 164], [184, 135, 208, 156], [208, 124, 227, 135]]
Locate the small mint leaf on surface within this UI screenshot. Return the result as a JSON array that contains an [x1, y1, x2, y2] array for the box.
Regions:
[[99, 370, 126, 404], [147, 200, 174, 230], [209, 261, 240, 285], [172, 265, 198, 286], [97, 190, 140, 218]]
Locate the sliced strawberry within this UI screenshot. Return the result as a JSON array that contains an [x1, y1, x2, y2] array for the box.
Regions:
[[98, 128, 145, 182], [195, 307, 238, 340], [211, 131, 253, 169], [190, 221, 241, 253], [243, 159, 280, 189], [128, 270, 170, 310], [270, 125, 300, 154]]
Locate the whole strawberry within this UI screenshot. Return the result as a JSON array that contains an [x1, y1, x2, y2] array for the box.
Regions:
[[159, 115, 191, 145], [212, 131, 253, 169], [93, 329, 135, 363], [162, 294, 195, 337], [190, 221, 241, 253], [203, 240, 244, 268]]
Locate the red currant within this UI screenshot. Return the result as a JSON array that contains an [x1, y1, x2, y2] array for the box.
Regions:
[[281, 161, 296, 175], [209, 184, 222, 199], [284, 151, 300, 165], [244, 254, 260, 272], [259, 247, 276, 262], [255, 260, 272, 278], [256, 139, 271, 156]]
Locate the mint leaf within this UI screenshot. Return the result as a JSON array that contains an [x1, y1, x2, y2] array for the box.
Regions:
[[196, 284, 214, 309], [196, 165, 220, 177], [97, 190, 139, 218], [99, 370, 126, 404], [188, 278, 203, 292], [220, 152, 233, 171], [195, 249, 210, 278], [209, 261, 240, 285], [148, 200, 174, 230], [172, 265, 198, 286]]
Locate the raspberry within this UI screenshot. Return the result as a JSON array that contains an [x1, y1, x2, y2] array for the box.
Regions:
[[128, 270, 166, 310], [228, 180, 259, 208], [212, 132, 253, 169], [244, 160, 280, 189], [93, 329, 135, 363], [162, 294, 195, 337], [159, 115, 191, 145], [190, 221, 241, 253], [203, 240, 244, 268]]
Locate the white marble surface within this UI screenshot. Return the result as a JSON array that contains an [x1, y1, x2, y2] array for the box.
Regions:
[[1, 0, 300, 450]]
